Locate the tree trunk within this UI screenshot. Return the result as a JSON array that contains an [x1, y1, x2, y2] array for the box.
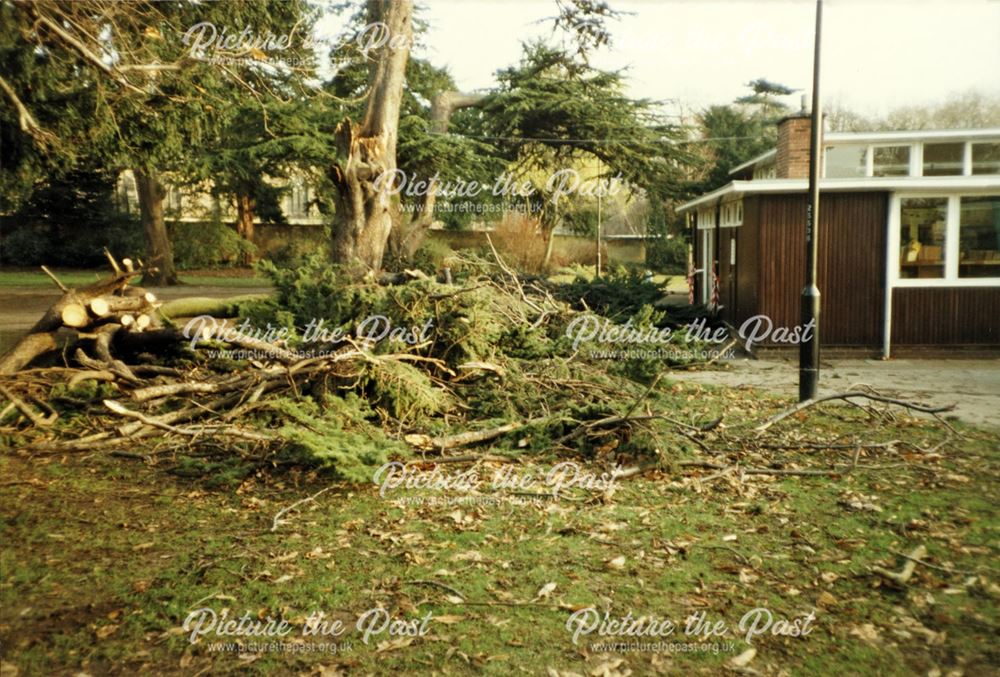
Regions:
[[385, 90, 488, 265], [387, 186, 436, 264], [542, 226, 557, 271], [134, 168, 179, 285], [235, 191, 257, 266], [328, 0, 413, 273]]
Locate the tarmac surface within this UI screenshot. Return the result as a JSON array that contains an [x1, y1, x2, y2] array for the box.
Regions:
[[671, 356, 1000, 429]]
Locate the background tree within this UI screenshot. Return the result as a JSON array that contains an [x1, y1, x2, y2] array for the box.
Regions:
[[1, 0, 318, 283], [476, 42, 692, 268], [692, 78, 797, 193], [196, 1, 321, 265], [826, 90, 1000, 132]]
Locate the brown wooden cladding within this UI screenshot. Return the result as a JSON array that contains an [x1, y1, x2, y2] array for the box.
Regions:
[[750, 192, 888, 345], [891, 288, 1000, 345], [690, 189, 999, 346]]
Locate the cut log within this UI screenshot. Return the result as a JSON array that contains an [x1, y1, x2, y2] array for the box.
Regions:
[[135, 314, 152, 331], [60, 303, 89, 328], [0, 264, 154, 373], [90, 298, 111, 317], [101, 296, 156, 313], [120, 314, 135, 328]]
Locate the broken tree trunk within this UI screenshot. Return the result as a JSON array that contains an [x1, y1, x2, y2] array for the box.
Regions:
[[328, 0, 413, 273]]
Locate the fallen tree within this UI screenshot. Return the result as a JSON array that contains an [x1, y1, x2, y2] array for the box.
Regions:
[[0, 252, 957, 486]]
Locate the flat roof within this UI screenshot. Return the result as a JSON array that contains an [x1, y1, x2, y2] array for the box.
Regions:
[[678, 175, 1000, 213], [726, 127, 1000, 176]]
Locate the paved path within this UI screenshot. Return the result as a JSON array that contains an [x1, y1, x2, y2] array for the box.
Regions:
[[671, 357, 1000, 429]]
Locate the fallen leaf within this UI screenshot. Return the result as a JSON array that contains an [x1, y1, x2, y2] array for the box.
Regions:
[[533, 582, 557, 601], [850, 623, 881, 645], [435, 614, 465, 624], [376, 636, 415, 653], [451, 551, 484, 562], [817, 591, 837, 607], [605, 556, 626, 571], [95, 624, 119, 640], [729, 647, 756, 667]]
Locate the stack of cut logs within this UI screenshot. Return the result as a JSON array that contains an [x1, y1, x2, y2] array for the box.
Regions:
[[0, 253, 163, 374]]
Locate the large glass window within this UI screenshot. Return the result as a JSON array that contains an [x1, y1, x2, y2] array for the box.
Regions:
[[824, 145, 866, 178], [923, 143, 964, 176], [971, 143, 1000, 175], [899, 198, 947, 278], [873, 146, 910, 177], [959, 196, 1000, 278]]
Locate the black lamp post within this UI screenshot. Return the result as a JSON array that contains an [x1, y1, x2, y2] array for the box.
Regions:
[[800, 0, 823, 402]]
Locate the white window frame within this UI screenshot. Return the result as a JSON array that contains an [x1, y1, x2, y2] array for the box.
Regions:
[[825, 139, 1000, 179], [971, 141, 1000, 175], [701, 229, 714, 303], [719, 199, 743, 228], [823, 144, 870, 179], [887, 192, 1000, 288], [921, 141, 968, 178]]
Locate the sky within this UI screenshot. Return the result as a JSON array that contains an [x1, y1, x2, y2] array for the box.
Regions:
[[318, 0, 1000, 120]]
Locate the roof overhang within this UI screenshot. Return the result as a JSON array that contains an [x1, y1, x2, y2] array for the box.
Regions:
[[677, 175, 1000, 214], [728, 149, 776, 176], [823, 127, 1000, 144]]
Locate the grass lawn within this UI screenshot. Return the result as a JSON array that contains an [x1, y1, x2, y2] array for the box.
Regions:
[[0, 268, 268, 289], [1, 380, 996, 675]]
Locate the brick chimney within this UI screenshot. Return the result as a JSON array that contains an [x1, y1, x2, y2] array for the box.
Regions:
[[775, 113, 813, 179]]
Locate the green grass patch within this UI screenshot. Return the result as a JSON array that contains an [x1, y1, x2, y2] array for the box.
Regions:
[[0, 268, 268, 288], [1, 383, 997, 675]]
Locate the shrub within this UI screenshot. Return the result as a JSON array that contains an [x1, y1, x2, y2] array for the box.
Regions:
[[0, 226, 48, 265], [490, 212, 549, 274], [408, 237, 456, 274], [646, 234, 689, 274], [172, 219, 256, 269], [0, 215, 145, 267]]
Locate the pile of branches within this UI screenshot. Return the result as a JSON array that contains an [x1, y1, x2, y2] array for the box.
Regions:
[[1, 250, 701, 478], [0, 249, 957, 485]]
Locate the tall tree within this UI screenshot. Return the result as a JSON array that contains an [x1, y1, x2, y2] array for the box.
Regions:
[[477, 43, 691, 267], [196, 2, 321, 265], [2, 0, 318, 283], [693, 79, 796, 193]]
